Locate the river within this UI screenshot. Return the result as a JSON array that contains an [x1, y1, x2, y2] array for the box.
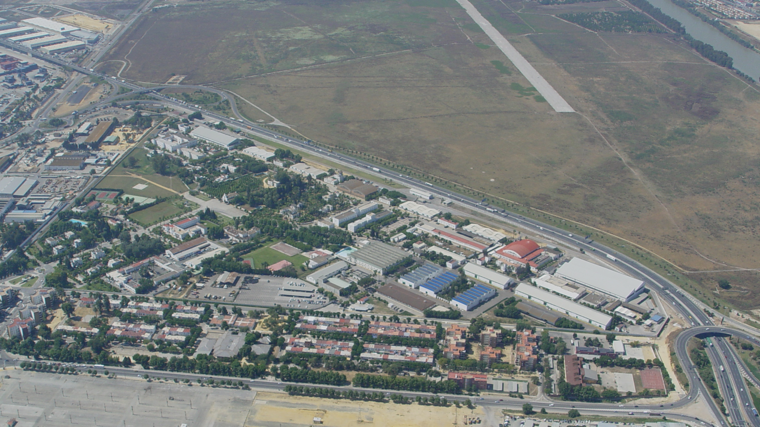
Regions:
[[647, 0, 760, 80]]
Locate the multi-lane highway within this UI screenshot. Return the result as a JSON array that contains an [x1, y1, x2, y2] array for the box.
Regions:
[[1, 29, 759, 426]]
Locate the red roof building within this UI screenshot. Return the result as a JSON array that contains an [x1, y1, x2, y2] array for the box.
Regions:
[[495, 239, 546, 268]]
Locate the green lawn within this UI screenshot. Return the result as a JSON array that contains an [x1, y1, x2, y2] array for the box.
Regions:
[[21, 276, 38, 288], [128, 201, 185, 225], [243, 246, 309, 269], [99, 147, 189, 199]]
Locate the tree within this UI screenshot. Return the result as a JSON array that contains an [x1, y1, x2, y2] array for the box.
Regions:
[[568, 409, 580, 418], [606, 333, 616, 344], [61, 302, 74, 318], [540, 408, 547, 414], [718, 279, 731, 289], [522, 403, 533, 415]]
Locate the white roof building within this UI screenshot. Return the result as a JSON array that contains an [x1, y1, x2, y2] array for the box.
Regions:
[[189, 126, 239, 149], [555, 258, 645, 302], [289, 163, 326, 179], [241, 146, 275, 162], [306, 261, 349, 284], [21, 17, 79, 35], [534, 274, 586, 301], [399, 201, 439, 219], [462, 223, 506, 242], [463, 262, 514, 289], [514, 283, 612, 329]]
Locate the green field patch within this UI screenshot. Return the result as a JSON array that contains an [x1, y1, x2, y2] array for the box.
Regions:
[[491, 60, 512, 75], [243, 246, 309, 269], [128, 201, 185, 225], [406, 0, 459, 7], [510, 82, 538, 97], [534, 95, 546, 102], [475, 43, 490, 49]]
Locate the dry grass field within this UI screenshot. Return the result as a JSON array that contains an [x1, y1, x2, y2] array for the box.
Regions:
[[101, 0, 760, 308]]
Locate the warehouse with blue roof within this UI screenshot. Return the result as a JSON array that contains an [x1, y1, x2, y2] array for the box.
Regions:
[[419, 271, 459, 297], [399, 262, 444, 289], [451, 284, 496, 311]]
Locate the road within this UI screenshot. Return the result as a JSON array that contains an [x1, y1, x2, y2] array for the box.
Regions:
[[1, 26, 759, 426]]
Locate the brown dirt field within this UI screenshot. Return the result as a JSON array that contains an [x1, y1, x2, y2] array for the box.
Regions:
[[250, 391, 484, 426]]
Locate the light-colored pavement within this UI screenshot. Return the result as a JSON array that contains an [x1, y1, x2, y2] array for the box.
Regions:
[[183, 192, 248, 218], [455, 0, 575, 113]]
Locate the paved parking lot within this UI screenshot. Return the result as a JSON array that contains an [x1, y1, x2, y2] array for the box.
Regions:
[[190, 276, 330, 309]]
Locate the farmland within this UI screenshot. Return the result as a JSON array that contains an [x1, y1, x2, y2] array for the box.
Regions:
[[101, 0, 760, 307]]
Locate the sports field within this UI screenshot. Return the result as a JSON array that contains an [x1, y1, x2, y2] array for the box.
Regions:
[[101, 0, 760, 307], [99, 147, 189, 199], [128, 201, 184, 225], [243, 246, 309, 269]]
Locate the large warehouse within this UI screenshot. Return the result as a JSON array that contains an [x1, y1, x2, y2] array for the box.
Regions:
[[20, 17, 78, 35], [190, 126, 239, 149], [515, 283, 612, 329], [463, 262, 514, 290], [347, 241, 410, 275], [451, 284, 496, 311], [555, 258, 645, 302], [0, 177, 37, 198]]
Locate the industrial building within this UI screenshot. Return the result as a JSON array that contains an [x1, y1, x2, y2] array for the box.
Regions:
[[22, 35, 66, 49], [0, 19, 15, 31], [0, 27, 34, 38], [336, 179, 378, 200], [463, 223, 506, 242], [45, 155, 86, 170], [40, 40, 86, 54], [331, 202, 378, 227], [376, 282, 436, 314], [347, 210, 391, 233], [399, 201, 440, 219], [189, 126, 239, 149], [165, 237, 210, 261], [346, 241, 410, 275], [555, 258, 645, 302], [70, 29, 99, 44], [451, 284, 496, 311], [241, 146, 275, 162], [419, 271, 459, 297], [534, 274, 586, 301], [0, 177, 37, 198], [493, 239, 554, 268], [399, 262, 444, 288], [85, 121, 115, 145], [427, 246, 465, 268], [410, 187, 433, 199], [8, 32, 49, 43], [463, 262, 514, 289], [419, 224, 488, 252], [306, 261, 349, 284], [514, 283, 613, 329], [20, 17, 79, 35], [289, 162, 326, 179]]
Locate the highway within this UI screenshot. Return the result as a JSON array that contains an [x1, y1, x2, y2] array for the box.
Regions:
[[1, 29, 759, 426]]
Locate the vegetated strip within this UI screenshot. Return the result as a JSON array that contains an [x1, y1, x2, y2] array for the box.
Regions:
[[629, 0, 754, 82], [455, 0, 575, 113]]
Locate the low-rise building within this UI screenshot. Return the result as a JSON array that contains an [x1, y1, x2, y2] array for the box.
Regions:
[[463, 262, 514, 289]]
